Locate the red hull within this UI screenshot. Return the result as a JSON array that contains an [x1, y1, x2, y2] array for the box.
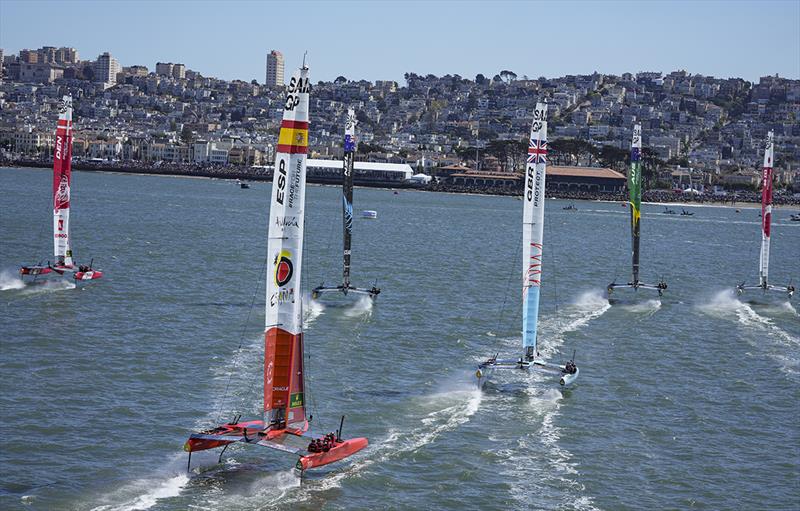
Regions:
[[74, 270, 103, 281], [298, 437, 368, 470], [184, 420, 265, 452]]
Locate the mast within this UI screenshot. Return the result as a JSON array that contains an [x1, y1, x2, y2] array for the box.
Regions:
[[629, 124, 642, 285], [53, 95, 74, 267], [522, 102, 547, 361], [342, 108, 356, 289], [759, 131, 774, 288], [264, 64, 310, 430]]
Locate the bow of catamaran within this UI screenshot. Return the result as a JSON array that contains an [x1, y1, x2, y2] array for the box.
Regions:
[[476, 102, 579, 389]]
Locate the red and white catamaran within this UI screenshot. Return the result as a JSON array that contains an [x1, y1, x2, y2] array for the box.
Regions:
[[736, 131, 795, 301], [19, 95, 103, 284], [185, 61, 368, 472]]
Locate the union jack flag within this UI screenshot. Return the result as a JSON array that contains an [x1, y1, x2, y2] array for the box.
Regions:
[[527, 137, 547, 164]]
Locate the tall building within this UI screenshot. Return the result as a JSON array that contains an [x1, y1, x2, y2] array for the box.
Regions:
[[172, 63, 185, 80], [55, 47, 79, 64], [19, 49, 38, 63], [93, 52, 120, 88], [0, 49, 4, 78], [156, 62, 174, 76], [265, 50, 284, 87]]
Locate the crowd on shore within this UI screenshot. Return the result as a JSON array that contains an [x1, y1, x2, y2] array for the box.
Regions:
[[4, 157, 800, 207]]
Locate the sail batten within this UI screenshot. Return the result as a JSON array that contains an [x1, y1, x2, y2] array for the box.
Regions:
[[522, 103, 548, 357], [53, 96, 74, 266], [629, 124, 642, 285], [759, 131, 774, 288], [264, 67, 311, 429]]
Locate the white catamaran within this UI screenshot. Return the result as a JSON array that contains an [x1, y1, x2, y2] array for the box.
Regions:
[[20, 95, 103, 284], [607, 124, 667, 298], [312, 108, 380, 300], [477, 102, 579, 388], [736, 131, 795, 301], [185, 61, 368, 473]]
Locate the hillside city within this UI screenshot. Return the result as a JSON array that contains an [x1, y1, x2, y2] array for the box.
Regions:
[[1, 46, 799, 196]]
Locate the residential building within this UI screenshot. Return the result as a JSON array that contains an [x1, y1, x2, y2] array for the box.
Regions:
[[94, 52, 120, 88], [172, 63, 185, 80], [19, 62, 64, 83], [156, 62, 174, 77], [265, 50, 284, 87]]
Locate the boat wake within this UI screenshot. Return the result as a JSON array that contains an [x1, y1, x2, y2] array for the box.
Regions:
[[303, 294, 326, 328], [343, 294, 374, 318], [293, 383, 482, 496], [0, 269, 26, 290], [89, 470, 189, 511], [536, 290, 610, 359], [699, 290, 799, 378], [194, 382, 482, 509], [491, 379, 600, 511], [618, 298, 661, 315]]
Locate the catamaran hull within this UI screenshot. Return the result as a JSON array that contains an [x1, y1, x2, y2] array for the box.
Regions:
[[607, 281, 667, 300], [736, 285, 794, 304], [476, 357, 579, 388], [74, 270, 103, 281], [297, 437, 368, 470], [311, 285, 380, 300]]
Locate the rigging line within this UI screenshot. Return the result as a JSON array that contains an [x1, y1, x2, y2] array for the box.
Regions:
[[493, 228, 523, 343], [215, 248, 270, 424]]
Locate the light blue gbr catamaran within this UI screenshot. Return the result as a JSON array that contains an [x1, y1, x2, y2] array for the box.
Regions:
[[476, 102, 579, 388]]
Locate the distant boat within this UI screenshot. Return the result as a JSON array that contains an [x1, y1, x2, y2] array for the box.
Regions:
[[680, 209, 694, 216], [312, 108, 380, 300], [476, 102, 579, 388], [663, 206, 677, 215], [236, 179, 250, 189], [185, 60, 368, 473], [361, 210, 377, 219], [19, 95, 103, 284], [736, 131, 795, 301], [607, 124, 667, 298], [563, 204, 577, 211], [790, 213, 800, 222]]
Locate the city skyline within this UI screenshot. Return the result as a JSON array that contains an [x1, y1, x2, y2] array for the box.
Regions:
[[1, 0, 798, 84]]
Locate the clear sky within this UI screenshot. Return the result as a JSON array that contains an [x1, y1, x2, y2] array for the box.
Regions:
[[1, 0, 798, 84]]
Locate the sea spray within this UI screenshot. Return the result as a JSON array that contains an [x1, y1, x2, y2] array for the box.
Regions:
[[0, 269, 26, 290]]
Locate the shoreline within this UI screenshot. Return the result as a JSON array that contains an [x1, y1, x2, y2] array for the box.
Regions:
[[3, 161, 799, 210]]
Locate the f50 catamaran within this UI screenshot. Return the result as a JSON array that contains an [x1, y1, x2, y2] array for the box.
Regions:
[[607, 124, 666, 298], [312, 108, 380, 300], [20, 95, 103, 284], [185, 62, 368, 472], [736, 131, 795, 301], [476, 102, 579, 388]]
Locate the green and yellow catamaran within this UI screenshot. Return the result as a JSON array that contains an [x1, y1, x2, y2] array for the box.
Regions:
[[607, 124, 667, 298]]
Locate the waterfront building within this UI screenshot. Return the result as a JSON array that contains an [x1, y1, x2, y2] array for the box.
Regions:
[[546, 166, 627, 193], [94, 52, 120, 88], [14, 129, 53, 155], [265, 50, 284, 87], [305, 158, 413, 184]]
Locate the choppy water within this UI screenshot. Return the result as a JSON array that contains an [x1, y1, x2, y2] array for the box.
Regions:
[[1, 167, 798, 511]]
